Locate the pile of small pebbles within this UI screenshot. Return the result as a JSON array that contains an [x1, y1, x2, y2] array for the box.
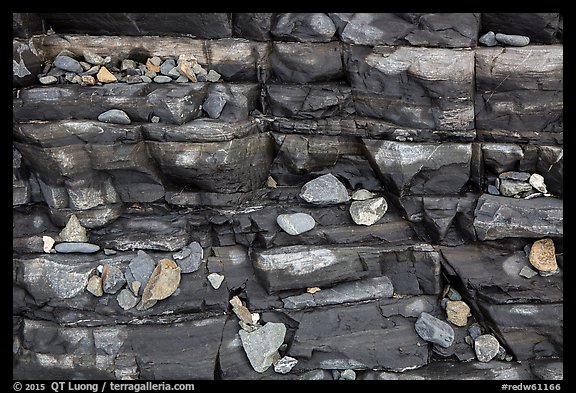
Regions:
[[38, 50, 222, 86], [487, 171, 552, 199]]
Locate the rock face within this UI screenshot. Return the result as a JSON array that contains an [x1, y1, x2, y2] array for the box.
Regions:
[[13, 13, 562, 381]]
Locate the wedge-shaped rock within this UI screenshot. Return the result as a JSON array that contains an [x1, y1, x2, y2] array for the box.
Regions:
[[475, 45, 563, 132], [363, 140, 472, 196], [287, 299, 433, 372], [138, 258, 181, 310], [330, 13, 480, 47], [266, 84, 354, 119], [346, 46, 474, 130], [270, 41, 343, 83], [474, 194, 563, 240], [147, 132, 273, 193]]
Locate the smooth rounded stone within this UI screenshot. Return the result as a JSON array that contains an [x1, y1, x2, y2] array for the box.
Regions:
[[207, 272, 225, 289], [203, 95, 227, 119], [519, 265, 538, 279], [479, 31, 498, 46], [96, 66, 117, 83], [487, 184, 500, 195], [273, 356, 298, 374], [172, 241, 204, 273], [351, 189, 376, 201], [102, 264, 126, 294], [116, 288, 139, 310], [349, 197, 388, 226], [138, 258, 181, 310], [58, 214, 88, 242], [446, 300, 471, 327], [239, 322, 286, 373], [414, 312, 454, 348], [206, 69, 221, 82], [529, 238, 557, 272], [160, 58, 176, 76], [499, 179, 533, 197], [340, 369, 356, 380], [97, 109, 131, 125], [54, 242, 100, 253], [38, 75, 58, 85], [142, 75, 153, 83], [83, 50, 105, 66], [499, 171, 531, 182], [175, 75, 189, 83], [154, 75, 172, 84], [86, 275, 103, 297], [495, 33, 530, 46], [529, 173, 548, 193], [474, 334, 500, 362], [53, 55, 83, 73], [42, 235, 55, 253], [276, 213, 316, 235], [84, 65, 100, 75], [299, 174, 349, 205]]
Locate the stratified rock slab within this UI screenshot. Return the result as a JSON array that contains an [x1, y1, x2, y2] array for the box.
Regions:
[[287, 299, 432, 372], [473, 194, 563, 240]]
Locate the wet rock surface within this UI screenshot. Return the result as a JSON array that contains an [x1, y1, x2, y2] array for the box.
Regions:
[[13, 12, 562, 381]]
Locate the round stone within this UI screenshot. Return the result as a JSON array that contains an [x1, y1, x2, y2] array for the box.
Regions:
[[276, 213, 316, 235], [474, 334, 500, 362], [97, 109, 131, 125], [529, 238, 557, 272], [349, 197, 388, 226]]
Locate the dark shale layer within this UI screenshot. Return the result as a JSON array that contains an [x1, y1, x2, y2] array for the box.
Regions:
[[13, 13, 563, 380]]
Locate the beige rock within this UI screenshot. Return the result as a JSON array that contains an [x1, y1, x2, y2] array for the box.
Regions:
[[306, 287, 321, 294], [266, 176, 277, 188], [81, 75, 96, 86], [146, 58, 161, 73], [229, 295, 254, 325], [42, 235, 55, 253], [58, 214, 88, 242], [138, 258, 181, 310], [97, 66, 117, 83], [86, 275, 103, 297], [529, 238, 557, 272], [446, 300, 471, 327], [179, 62, 197, 82]]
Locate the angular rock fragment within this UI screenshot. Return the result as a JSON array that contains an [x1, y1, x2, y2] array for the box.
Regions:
[[207, 273, 225, 289], [519, 266, 538, 279], [299, 173, 349, 205], [276, 213, 316, 235], [42, 236, 55, 253], [239, 322, 286, 373], [172, 241, 203, 274], [414, 312, 454, 348], [445, 300, 471, 327], [351, 189, 375, 201], [58, 214, 88, 242], [96, 66, 117, 83], [117, 288, 139, 310], [479, 31, 498, 46], [499, 179, 533, 197], [349, 197, 388, 226], [138, 259, 181, 310], [529, 173, 548, 194], [474, 334, 500, 362], [102, 264, 126, 294], [273, 356, 298, 374], [86, 275, 103, 297], [125, 250, 156, 296], [529, 238, 557, 273]]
